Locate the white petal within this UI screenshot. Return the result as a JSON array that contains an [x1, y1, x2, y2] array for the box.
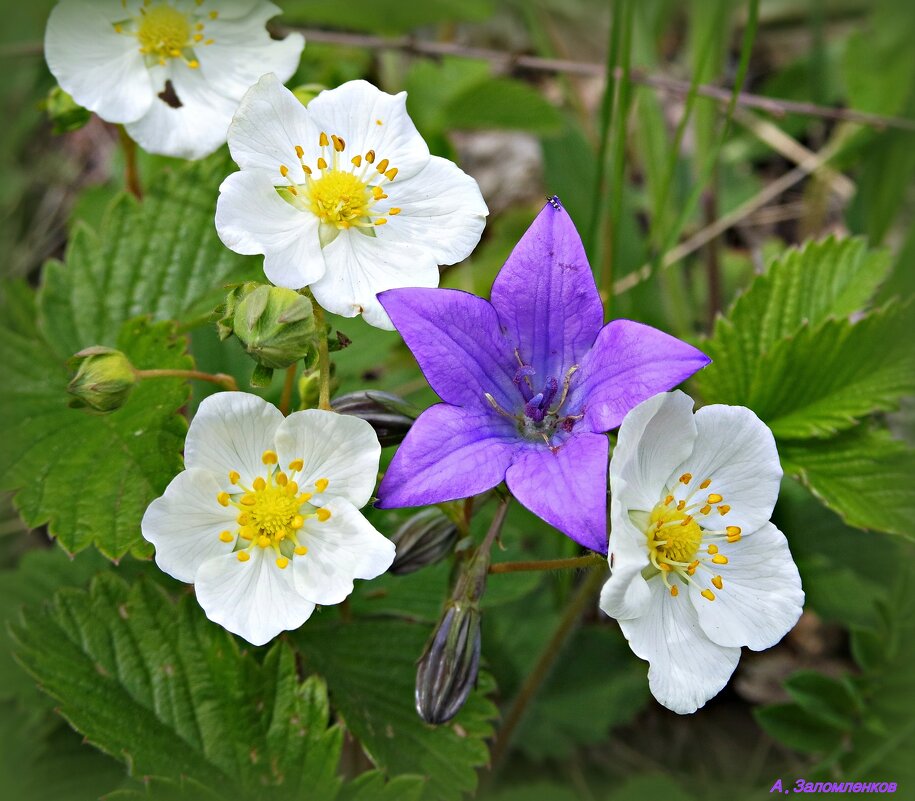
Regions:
[[274, 409, 381, 508], [141, 469, 239, 582], [194, 0, 260, 18], [375, 156, 488, 265], [124, 63, 238, 159], [292, 498, 395, 605], [227, 73, 319, 182], [45, 0, 154, 124], [690, 522, 804, 651], [619, 575, 741, 714], [600, 489, 652, 620], [672, 404, 782, 533], [215, 170, 326, 288], [311, 230, 440, 329], [198, 5, 304, 99], [306, 80, 430, 181], [195, 548, 315, 646], [184, 392, 284, 490], [610, 390, 698, 513]]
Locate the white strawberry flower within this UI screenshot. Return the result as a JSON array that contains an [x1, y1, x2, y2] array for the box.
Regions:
[[599, 391, 804, 714], [45, 0, 304, 160], [142, 392, 394, 645], [215, 74, 489, 329]]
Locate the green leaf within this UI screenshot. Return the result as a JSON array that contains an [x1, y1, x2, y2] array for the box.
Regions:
[[736, 303, 915, 438], [781, 427, 915, 538], [39, 155, 259, 354], [444, 78, 564, 135], [699, 237, 891, 406], [0, 308, 190, 559], [12, 574, 344, 801], [295, 619, 497, 801], [754, 703, 845, 754], [337, 772, 426, 801], [783, 671, 860, 730]]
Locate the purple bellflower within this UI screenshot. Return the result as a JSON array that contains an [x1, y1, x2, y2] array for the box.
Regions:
[[375, 199, 710, 553]]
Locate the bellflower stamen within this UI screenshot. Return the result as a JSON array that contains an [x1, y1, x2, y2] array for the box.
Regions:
[[513, 364, 536, 401]]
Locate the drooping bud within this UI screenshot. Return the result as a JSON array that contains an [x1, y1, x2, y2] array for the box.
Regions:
[[415, 601, 482, 725], [389, 508, 459, 575], [219, 283, 317, 371], [415, 538, 490, 724], [331, 390, 418, 446], [67, 346, 137, 413], [45, 86, 90, 134]]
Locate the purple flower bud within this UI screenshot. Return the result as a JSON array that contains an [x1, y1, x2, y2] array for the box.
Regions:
[[389, 508, 458, 575], [331, 390, 418, 446]]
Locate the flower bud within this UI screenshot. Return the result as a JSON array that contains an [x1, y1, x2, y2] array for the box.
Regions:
[[415, 601, 482, 725], [67, 346, 137, 413], [45, 86, 90, 134], [389, 508, 459, 575], [223, 284, 317, 370], [331, 391, 418, 446]]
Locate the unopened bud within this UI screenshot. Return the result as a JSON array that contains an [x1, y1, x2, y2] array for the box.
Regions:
[[45, 86, 90, 134], [390, 508, 458, 575], [415, 601, 481, 725], [331, 391, 418, 446], [221, 284, 317, 370], [67, 347, 136, 413]]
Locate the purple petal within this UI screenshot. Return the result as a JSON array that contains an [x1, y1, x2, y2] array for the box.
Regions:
[[378, 288, 517, 412], [570, 320, 711, 433], [376, 404, 521, 508], [505, 433, 609, 554], [490, 201, 603, 381]]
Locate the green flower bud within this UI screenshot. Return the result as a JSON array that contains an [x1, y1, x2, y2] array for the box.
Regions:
[[291, 83, 327, 107], [331, 390, 418, 446], [389, 508, 458, 575], [228, 284, 317, 370], [67, 346, 137, 413], [45, 86, 90, 134]]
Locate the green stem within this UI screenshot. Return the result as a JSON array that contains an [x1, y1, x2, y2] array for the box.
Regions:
[[279, 363, 297, 416], [489, 553, 605, 574], [135, 369, 238, 391], [489, 566, 607, 771], [117, 125, 142, 200], [311, 300, 332, 411]]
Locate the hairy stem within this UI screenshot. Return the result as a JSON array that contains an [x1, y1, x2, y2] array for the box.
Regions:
[[135, 369, 238, 391], [117, 126, 142, 200], [279, 363, 297, 416], [311, 300, 332, 411], [489, 553, 605, 574]]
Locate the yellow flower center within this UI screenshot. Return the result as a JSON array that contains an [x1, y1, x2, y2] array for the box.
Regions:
[[113, 2, 218, 69], [276, 132, 403, 242], [215, 451, 333, 570], [308, 170, 373, 227], [634, 473, 742, 602], [137, 5, 192, 59]]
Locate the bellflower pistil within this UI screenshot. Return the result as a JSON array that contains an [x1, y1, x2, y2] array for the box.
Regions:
[[375, 198, 711, 553]]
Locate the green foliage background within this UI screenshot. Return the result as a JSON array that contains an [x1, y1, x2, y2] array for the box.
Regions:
[[1, 0, 913, 799]]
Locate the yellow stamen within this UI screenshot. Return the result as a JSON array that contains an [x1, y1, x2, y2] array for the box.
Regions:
[[276, 556, 289, 569], [276, 472, 288, 486], [707, 493, 723, 504], [679, 473, 692, 484], [253, 477, 266, 491], [295, 145, 304, 158], [219, 530, 233, 543], [319, 132, 329, 147], [228, 470, 240, 485], [718, 505, 731, 515], [262, 450, 278, 465], [288, 459, 304, 471], [700, 504, 712, 515], [389, 207, 401, 215], [712, 554, 729, 565], [712, 575, 723, 590], [316, 508, 331, 522], [670, 585, 679, 597], [699, 478, 711, 489], [217, 492, 230, 507], [375, 218, 387, 226], [257, 535, 271, 548], [315, 478, 329, 493], [385, 168, 398, 181], [701, 589, 715, 601], [294, 545, 308, 556], [291, 515, 304, 529], [240, 494, 256, 506], [317, 157, 327, 170], [376, 158, 389, 173], [351, 155, 362, 167], [237, 551, 250, 562], [707, 544, 719, 554], [676, 500, 686, 511]]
